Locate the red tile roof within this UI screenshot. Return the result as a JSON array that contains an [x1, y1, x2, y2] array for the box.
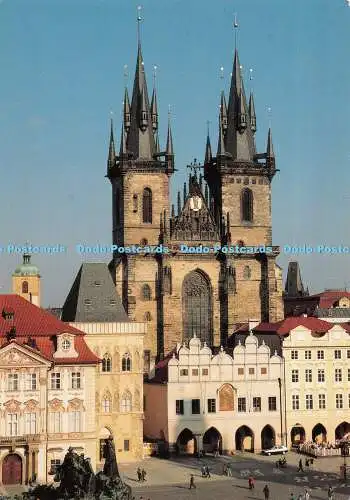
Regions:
[[0, 294, 100, 364]]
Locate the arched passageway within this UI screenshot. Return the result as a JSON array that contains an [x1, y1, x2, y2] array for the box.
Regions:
[[235, 426, 254, 452], [335, 422, 350, 440], [290, 426, 306, 446], [312, 423, 327, 443], [261, 425, 275, 450], [176, 428, 197, 455], [203, 427, 222, 454]]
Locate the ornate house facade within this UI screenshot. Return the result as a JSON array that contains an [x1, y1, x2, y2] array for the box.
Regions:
[[106, 23, 283, 368], [144, 333, 284, 454], [0, 295, 99, 486]]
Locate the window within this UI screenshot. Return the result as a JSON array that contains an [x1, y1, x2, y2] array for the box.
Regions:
[[241, 188, 253, 222], [51, 373, 61, 390], [238, 368, 244, 375], [133, 193, 138, 212], [291, 370, 299, 383], [268, 397, 277, 411], [50, 459, 61, 475], [335, 349, 341, 359], [142, 188, 152, 223], [141, 284, 151, 301], [317, 350, 324, 360], [318, 369, 325, 382], [22, 281, 29, 293], [25, 413, 36, 434], [261, 367, 267, 375], [8, 414, 18, 436], [124, 439, 130, 452], [180, 369, 188, 376], [335, 369, 342, 382], [248, 368, 255, 375], [71, 372, 81, 389], [238, 397, 246, 412], [191, 399, 200, 414], [305, 350, 311, 360], [102, 398, 111, 413], [243, 266, 251, 280], [348, 369, 350, 382], [305, 369, 312, 383], [144, 312, 152, 321], [120, 393, 132, 413], [102, 354, 112, 372], [143, 350, 151, 374], [319, 394, 326, 409], [50, 412, 62, 433], [336, 394, 343, 409], [253, 397, 261, 412], [122, 354, 131, 372], [68, 411, 81, 432], [8, 373, 19, 391], [192, 369, 199, 376], [291, 350, 298, 360], [176, 400, 184, 415], [202, 368, 209, 376], [347, 350, 350, 359], [207, 399, 216, 413], [292, 395, 299, 410], [25, 373, 37, 391], [62, 339, 71, 351], [306, 394, 313, 410]]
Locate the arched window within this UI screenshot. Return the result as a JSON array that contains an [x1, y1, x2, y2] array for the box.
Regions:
[[102, 354, 112, 372], [102, 396, 111, 413], [22, 281, 29, 294], [241, 188, 253, 222], [144, 312, 152, 321], [142, 188, 152, 223], [243, 266, 251, 280], [182, 270, 213, 345], [122, 353, 132, 372], [141, 284, 151, 301], [120, 391, 132, 412]]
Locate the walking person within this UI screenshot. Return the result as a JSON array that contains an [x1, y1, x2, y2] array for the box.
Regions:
[[189, 474, 196, 489], [263, 483, 270, 500], [136, 467, 142, 482], [298, 459, 304, 472], [227, 463, 232, 476], [328, 485, 334, 499], [201, 465, 206, 477], [304, 489, 310, 500], [141, 468, 147, 482], [205, 465, 211, 478], [248, 476, 255, 489]]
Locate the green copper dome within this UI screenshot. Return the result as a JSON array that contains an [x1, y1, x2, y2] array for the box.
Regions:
[[13, 254, 40, 276]]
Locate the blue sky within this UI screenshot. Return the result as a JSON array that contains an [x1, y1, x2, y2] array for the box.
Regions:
[[0, 0, 350, 306]]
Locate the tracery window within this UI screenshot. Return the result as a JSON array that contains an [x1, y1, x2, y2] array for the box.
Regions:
[[142, 188, 152, 223], [120, 391, 132, 412], [102, 397, 111, 413], [102, 354, 112, 372], [141, 284, 151, 301], [182, 270, 213, 344], [241, 188, 253, 222], [122, 353, 132, 372]]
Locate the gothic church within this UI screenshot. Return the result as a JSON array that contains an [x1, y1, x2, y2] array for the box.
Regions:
[[107, 28, 283, 366]]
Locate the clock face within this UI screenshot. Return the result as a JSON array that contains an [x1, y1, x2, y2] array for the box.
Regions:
[[62, 339, 71, 351], [189, 196, 202, 212]]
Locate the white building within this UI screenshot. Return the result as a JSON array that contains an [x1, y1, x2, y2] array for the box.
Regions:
[[144, 333, 284, 454]]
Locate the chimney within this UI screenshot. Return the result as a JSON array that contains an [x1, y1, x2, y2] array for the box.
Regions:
[[248, 319, 260, 331]]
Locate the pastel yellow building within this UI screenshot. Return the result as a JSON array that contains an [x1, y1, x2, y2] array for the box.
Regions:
[[12, 254, 41, 307]]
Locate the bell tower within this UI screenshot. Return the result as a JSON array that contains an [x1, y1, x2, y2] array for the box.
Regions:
[[12, 253, 41, 307]]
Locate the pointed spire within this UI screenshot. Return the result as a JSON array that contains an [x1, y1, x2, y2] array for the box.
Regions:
[[119, 120, 127, 157], [166, 108, 174, 156], [107, 118, 116, 169], [220, 91, 228, 133], [171, 204, 175, 218], [249, 92, 256, 133], [217, 117, 226, 157], [177, 191, 181, 216], [123, 87, 131, 133], [150, 66, 158, 132], [266, 128, 274, 158], [183, 182, 187, 201], [154, 131, 160, 154], [205, 122, 212, 164]]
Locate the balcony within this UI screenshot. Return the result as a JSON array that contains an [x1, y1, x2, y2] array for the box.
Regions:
[[0, 434, 41, 446]]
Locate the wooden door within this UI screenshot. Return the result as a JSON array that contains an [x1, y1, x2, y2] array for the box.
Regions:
[[2, 454, 22, 485]]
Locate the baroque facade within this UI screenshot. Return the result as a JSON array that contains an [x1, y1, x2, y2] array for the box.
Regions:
[[106, 24, 284, 367], [62, 263, 146, 462], [144, 332, 284, 454], [0, 294, 98, 486]]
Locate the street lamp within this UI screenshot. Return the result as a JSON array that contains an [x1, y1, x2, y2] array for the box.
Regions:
[[341, 441, 349, 481]]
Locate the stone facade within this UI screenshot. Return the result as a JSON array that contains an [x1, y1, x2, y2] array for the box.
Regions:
[[144, 333, 284, 454]]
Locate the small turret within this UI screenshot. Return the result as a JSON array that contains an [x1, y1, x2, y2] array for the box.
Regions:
[[217, 118, 226, 158], [123, 88, 131, 133], [205, 132, 212, 164], [107, 119, 116, 170], [139, 86, 149, 131], [220, 91, 228, 134], [119, 121, 127, 158], [150, 88, 158, 132], [238, 90, 247, 132], [249, 92, 256, 133]]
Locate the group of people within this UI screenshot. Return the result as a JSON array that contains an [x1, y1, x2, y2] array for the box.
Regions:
[[298, 440, 345, 457], [136, 467, 147, 482], [200, 464, 211, 478]]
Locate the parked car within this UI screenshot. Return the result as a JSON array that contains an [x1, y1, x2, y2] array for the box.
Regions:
[[262, 445, 288, 456]]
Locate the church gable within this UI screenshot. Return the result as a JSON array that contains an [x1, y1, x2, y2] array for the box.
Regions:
[[171, 174, 219, 242]]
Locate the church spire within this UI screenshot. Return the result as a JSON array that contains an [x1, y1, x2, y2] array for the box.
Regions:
[[266, 128, 274, 158], [217, 117, 226, 157], [107, 118, 116, 170], [165, 109, 174, 171], [126, 8, 156, 160], [249, 92, 256, 133], [123, 87, 131, 133], [119, 120, 127, 157], [150, 66, 158, 132], [220, 91, 228, 134], [205, 122, 212, 164]]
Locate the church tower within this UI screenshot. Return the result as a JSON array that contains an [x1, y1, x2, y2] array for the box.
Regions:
[[12, 253, 41, 306]]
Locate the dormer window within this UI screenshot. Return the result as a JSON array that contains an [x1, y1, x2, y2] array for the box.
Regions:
[[54, 334, 78, 359], [62, 339, 71, 351]]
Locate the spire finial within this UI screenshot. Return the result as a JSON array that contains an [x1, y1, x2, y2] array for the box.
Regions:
[[267, 106, 272, 128], [153, 65, 157, 87], [249, 68, 253, 89], [234, 13, 239, 50], [220, 66, 224, 86], [123, 64, 128, 86], [137, 5, 142, 45]]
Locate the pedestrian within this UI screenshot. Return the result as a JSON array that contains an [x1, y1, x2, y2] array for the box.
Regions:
[[248, 476, 255, 489], [298, 459, 304, 472], [290, 494, 296, 500], [136, 467, 141, 481], [189, 474, 196, 489], [263, 483, 270, 499], [305, 458, 309, 467], [304, 489, 310, 500], [328, 485, 334, 499], [227, 463, 232, 476], [201, 465, 206, 477], [223, 464, 227, 476], [205, 465, 211, 478], [141, 468, 147, 482]]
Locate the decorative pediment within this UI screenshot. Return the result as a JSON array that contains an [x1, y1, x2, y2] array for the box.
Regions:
[[48, 398, 65, 412], [0, 343, 51, 368], [3, 399, 21, 412], [67, 398, 85, 411], [24, 399, 39, 412]]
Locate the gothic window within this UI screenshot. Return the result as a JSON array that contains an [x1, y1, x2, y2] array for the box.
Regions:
[[102, 396, 111, 413], [243, 266, 251, 280], [102, 354, 112, 372], [141, 284, 151, 301], [142, 188, 152, 223], [241, 188, 253, 222], [120, 391, 132, 412], [133, 194, 138, 212], [219, 384, 235, 411], [144, 312, 152, 321], [122, 353, 132, 372], [182, 270, 213, 345], [22, 281, 29, 294]]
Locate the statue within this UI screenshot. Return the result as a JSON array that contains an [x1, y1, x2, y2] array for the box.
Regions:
[[28, 438, 132, 500]]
